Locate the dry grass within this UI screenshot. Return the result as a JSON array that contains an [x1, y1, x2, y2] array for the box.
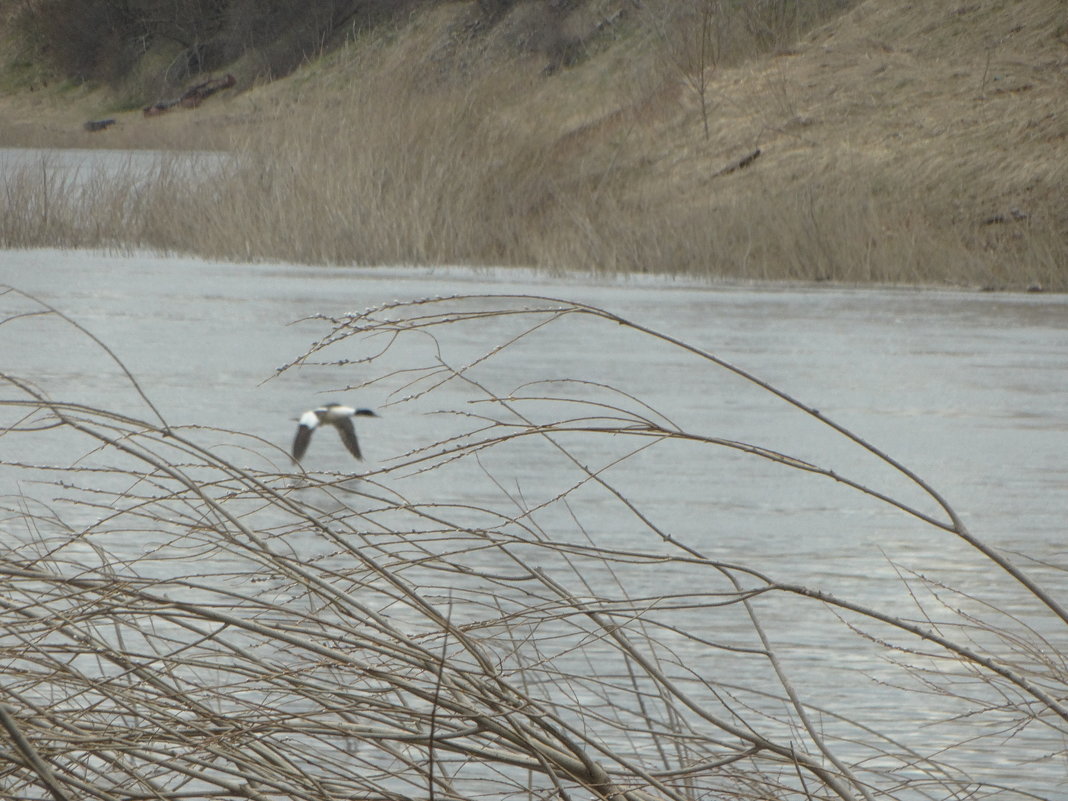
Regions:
[[2, 290, 1065, 799], [1, 0, 1066, 288]]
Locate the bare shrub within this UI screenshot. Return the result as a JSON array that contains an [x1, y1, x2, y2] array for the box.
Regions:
[[17, 0, 143, 84], [11, 0, 438, 88], [0, 289, 1064, 799], [220, 0, 373, 80]]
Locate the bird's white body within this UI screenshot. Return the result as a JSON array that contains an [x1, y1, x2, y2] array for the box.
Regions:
[[292, 403, 376, 462], [298, 409, 323, 429], [299, 405, 354, 429]]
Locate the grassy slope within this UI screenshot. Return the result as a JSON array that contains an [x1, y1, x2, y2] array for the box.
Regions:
[[1, 0, 1065, 289]]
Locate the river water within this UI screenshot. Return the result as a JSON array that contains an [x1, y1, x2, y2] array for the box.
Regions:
[[1, 250, 1066, 799], [0, 147, 227, 187]]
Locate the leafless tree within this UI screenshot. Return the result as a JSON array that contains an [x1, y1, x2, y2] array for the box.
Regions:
[[0, 288, 1063, 800]]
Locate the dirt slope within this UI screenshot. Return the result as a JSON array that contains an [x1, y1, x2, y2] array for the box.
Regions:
[[1, 0, 1065, 287]]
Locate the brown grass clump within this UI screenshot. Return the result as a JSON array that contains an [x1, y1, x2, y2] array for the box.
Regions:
[[1, 0, 1066, 289]]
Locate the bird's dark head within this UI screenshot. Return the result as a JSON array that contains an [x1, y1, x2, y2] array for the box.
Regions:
[[355, 408, 378, 417]]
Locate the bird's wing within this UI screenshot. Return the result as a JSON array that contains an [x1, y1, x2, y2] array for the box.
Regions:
[[334, 416, 363, 460], [292, 411, 320, 461]]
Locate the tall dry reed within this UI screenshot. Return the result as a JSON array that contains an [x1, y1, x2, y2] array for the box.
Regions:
[[1, 0, 1065, 288]]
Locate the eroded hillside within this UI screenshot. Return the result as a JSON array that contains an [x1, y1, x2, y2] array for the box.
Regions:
[[1, 0, 1065, 288]]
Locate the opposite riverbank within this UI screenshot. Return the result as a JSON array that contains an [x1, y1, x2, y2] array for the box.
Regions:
[[1, 0, 1065, 289]]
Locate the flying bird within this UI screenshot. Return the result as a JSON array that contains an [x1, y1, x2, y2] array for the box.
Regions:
[[292, 403, 377, 462]]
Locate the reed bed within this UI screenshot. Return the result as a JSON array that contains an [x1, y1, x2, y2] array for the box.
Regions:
[[2, 0, 1065, 289], [1, 288, 1064, 800]]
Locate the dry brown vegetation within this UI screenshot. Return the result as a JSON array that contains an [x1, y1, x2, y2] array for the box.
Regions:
[[2, 290, 1066, 799], [1, 0, 1066, 289]]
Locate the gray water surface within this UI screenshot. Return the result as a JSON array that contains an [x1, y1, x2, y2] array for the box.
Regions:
[[2, 250, 1066, 798], [0, 147, 227, 187]]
